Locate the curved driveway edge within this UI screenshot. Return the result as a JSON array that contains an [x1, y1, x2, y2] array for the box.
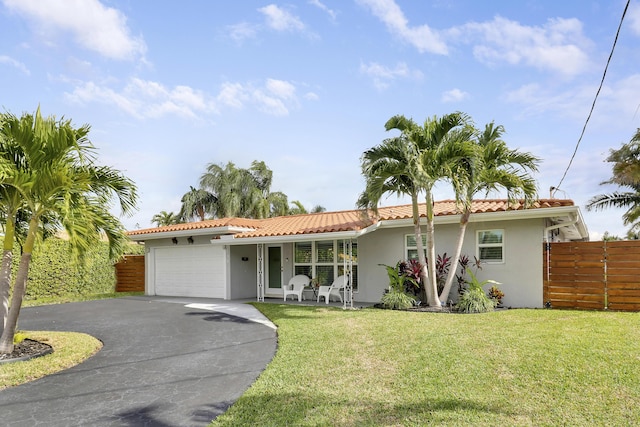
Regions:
[[0, 296, 277, 426]]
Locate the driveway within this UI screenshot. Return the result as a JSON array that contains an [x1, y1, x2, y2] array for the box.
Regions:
[[0, 296, 277, 426]]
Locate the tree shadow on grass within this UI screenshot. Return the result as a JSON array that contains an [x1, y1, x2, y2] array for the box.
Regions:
[[212, 391, 521, 426]]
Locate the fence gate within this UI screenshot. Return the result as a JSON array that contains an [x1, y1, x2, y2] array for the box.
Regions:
[[543, 241, 640, 311], [114, 255, 145, 292]]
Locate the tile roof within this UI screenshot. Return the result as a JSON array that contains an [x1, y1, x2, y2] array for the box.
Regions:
[[128, 199, 575, 239]]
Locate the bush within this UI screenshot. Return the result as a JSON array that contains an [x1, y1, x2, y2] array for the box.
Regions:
[[10, 237, 143, 300], [381, 289, 416, 310], [456, 288, 495, 313]]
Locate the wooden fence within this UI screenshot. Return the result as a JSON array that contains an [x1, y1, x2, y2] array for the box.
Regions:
[[543, 241, 640, 311], [114, 255, 145, 292]]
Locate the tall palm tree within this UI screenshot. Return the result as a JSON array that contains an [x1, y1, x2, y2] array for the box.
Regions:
[[179, 186, 216, 222], [364, 112, 474, 307], [587, 129, 640, 231], [438, 122, 540, 303], [199, 160, 288, 219], [358, 130, 433, 305], [151, 210, 181, 227], [0, 108, 137, 353]]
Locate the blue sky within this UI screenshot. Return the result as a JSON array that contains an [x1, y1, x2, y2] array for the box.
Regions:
[[1, 0, 639, 239]]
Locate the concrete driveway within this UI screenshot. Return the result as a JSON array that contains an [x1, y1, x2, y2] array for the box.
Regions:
[[0, 296, 277, 426]]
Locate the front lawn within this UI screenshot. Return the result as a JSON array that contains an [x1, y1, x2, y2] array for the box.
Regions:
[[212, 305, 640, 426]]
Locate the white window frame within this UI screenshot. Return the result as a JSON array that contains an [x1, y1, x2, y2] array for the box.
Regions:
[[476, 229, 505, 264], [405, 234, 427, 261], [293, 240, 358, 291]]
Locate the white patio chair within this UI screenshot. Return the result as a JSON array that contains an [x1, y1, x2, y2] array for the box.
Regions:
[[317, 275, 347, 304], [283, 274, 310, 301]]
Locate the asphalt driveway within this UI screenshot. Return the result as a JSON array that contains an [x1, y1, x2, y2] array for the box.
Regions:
[[0, 296, 277, 426]]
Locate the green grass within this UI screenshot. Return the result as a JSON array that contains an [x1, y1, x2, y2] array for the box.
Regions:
[[212, 305, 640, 426], [22, 291, 144, 307], [0, 331, 102, 389]]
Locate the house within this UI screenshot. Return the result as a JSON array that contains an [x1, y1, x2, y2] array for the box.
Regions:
[[127, 199, 588, 308]]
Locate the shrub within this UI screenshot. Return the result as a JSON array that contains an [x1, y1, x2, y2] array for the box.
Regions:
[[455, 268, 499, 313], [381, 289, 416, 310], [10, 237, 144, 300], [456, 288, 495, 313]]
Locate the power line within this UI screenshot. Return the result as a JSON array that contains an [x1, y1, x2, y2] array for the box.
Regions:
[[554, 0, 631, 195]]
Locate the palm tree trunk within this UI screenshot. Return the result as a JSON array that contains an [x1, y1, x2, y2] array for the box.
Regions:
[[0, 218, 16, 332], [439, 210, 470, 303], [0, 218, 37, 354], [425, 191, 442, 308], [411, 194, 428, 303]]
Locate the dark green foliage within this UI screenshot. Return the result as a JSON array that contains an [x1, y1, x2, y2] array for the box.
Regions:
[[11, 238, 143, 300]]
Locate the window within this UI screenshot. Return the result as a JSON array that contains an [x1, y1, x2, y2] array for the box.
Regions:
[[477, 230, 504, 263], [406, 234, 427, 260], [293, 240, 358, 290]]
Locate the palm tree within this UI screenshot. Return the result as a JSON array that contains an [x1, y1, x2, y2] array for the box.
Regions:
[[311, 205, 326, 213], [199, 160, 289, 219], [362, 113, 474, 307], [438, 122, 539, 303], [0, 107, 137, 353], [587, 129, 640, 232], [359, 113, 471, 307], [289, 200, 308, 215], [151, 210, 181, 227], [179, 186, 216, 222]]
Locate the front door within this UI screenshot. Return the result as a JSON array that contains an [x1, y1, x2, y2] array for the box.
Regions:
[[267, 245, 283, 295]]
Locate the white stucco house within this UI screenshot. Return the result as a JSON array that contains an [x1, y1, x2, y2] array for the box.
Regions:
[[128, 199, 589, 308]]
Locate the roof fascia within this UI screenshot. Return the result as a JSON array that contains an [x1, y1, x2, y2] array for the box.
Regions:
[[211, 230, 362, 245], [128, 226, 255, 241], [376, 206, 584, 228]]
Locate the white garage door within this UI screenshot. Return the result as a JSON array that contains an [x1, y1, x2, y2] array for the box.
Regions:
[[153, 245, 226, 298]]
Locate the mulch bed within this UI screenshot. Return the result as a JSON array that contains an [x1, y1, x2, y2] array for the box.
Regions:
[[0, 339, 53, 363]]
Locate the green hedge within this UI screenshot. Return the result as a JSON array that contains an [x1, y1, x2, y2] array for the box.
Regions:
[[10, 238, 144, 300]]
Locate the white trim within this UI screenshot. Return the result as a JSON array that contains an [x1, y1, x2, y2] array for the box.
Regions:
[[128, 225, 256, 241]]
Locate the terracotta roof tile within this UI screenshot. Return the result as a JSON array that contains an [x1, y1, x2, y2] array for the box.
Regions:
[[128, 199, 575, 238], [128, 217, 262, 236]]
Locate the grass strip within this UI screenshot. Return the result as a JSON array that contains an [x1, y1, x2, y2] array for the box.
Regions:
[[0, 331, 102, 390], [22, 291, 144, 307]]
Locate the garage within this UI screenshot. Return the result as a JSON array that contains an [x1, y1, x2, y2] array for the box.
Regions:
[[152, 245, 227, 299]]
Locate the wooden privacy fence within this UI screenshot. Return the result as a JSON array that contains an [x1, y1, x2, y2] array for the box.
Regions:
[[543, 241, 640, 311], [114, 255, 145, 292]]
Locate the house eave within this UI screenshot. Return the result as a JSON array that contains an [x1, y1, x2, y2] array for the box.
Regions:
[[210, 230, 363, 245], [128, 226, 256, 242], [374, 205, 589, 239]]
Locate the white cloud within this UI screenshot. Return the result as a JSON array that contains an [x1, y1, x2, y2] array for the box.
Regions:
[[360, 61, 423, 90], [217, 79, 300, 116], [356, 0, 448, 55], [258, 4, 305, 32], [629, 1, 640, 36], [227, 22, 258, 43], [66, 78, 216, 119], [456, 16, 591, 77], [309, 0, 337, 21], [504, 74, 640, 126], [304, 92, 319, 101], [0, 55, 30, 74], [2, 0, 146, 61], [266, 78, 296, 100], [441, 88, 469, 103]]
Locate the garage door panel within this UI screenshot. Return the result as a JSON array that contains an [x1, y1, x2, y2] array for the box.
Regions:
[[154, 246, 226, 298]]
